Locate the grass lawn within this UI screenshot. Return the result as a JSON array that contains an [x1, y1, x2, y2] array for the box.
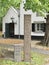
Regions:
[[0, 52, 49, 65]]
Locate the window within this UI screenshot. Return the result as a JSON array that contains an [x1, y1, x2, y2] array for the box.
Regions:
[[32, 23, 46, 32], [35, 23, 45, 32]]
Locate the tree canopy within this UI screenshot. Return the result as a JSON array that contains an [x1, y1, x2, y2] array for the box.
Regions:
[[24, 0, 49, 15], [0, 0, 49, 17], [0, 0, 21, 17]]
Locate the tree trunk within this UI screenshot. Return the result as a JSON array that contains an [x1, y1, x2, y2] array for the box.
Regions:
[[24, 15, 31, 62], [43, 15, 49, 46]]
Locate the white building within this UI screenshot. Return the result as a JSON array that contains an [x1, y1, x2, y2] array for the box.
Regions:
[[2, 0, 46, 38]]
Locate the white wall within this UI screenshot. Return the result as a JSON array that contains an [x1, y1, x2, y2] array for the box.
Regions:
[[2, 7, 19, 35]]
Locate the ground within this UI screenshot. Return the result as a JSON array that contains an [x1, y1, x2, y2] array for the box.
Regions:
[[0, 31, 49, 65], [0, 38, 49, 51], [0, 39, 49, 65], [0, 38, 23, 44]]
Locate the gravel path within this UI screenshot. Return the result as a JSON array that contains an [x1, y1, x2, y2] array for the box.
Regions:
[[31, 47, 49, 55]]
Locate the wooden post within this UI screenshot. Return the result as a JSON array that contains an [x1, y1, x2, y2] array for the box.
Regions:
[[24, 15, 31, 62]]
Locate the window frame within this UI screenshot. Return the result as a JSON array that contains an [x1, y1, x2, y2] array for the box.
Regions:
[[35, 23, 44, 32]]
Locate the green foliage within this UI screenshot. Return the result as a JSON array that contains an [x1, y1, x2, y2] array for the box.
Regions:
[[31, 52, 45, 65], [0, 52, 49, 65], [24, 0, 49, 15], [0, 0, 49, 17], [0, 0, 21, 17]]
